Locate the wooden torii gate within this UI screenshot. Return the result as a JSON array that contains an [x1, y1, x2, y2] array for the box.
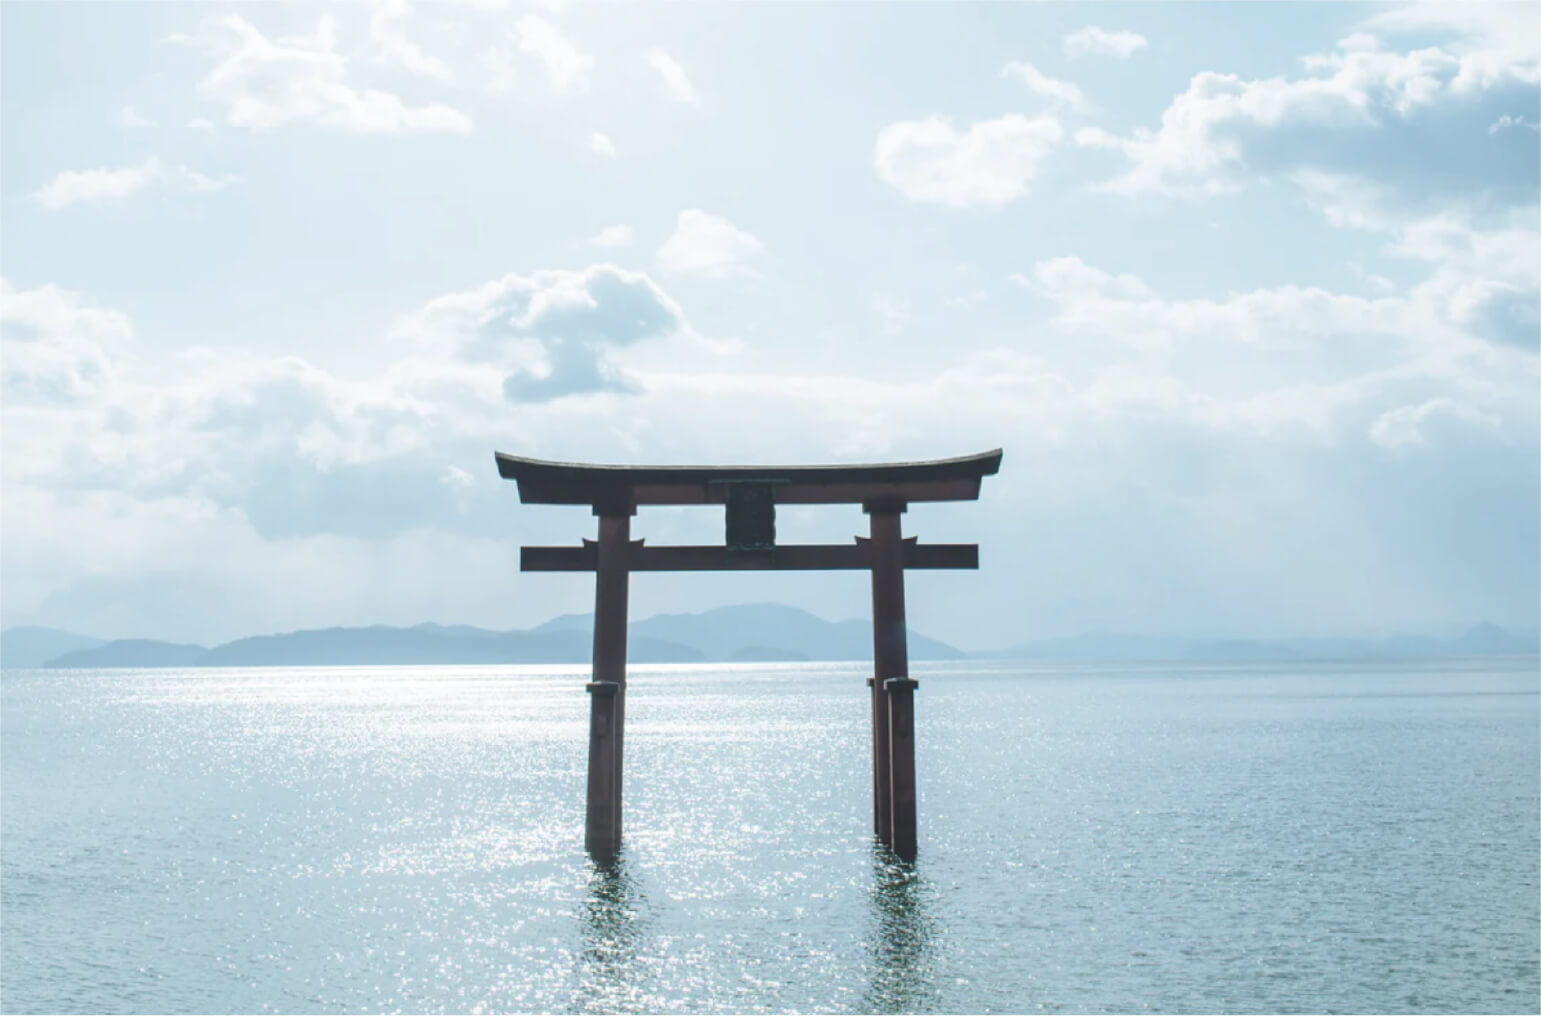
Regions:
[[494, 449, 1002, 862]]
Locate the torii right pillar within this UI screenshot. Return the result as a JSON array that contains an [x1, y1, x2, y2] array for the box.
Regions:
[[867, 500, 918, 861]]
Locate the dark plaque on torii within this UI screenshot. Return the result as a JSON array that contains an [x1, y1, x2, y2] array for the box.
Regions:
[[494, 449, 1003, 862]]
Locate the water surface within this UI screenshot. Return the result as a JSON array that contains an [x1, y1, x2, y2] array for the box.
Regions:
[[3, 658, 1537, 1013]]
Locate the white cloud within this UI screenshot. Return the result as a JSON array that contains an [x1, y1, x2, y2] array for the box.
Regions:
[[945, 290, 991, 308], [870, 295, 912, 335], [1018, 254, 1412, 353], [187, 118, 216, 132], [1283, 179, 1541, 353], [1081, 14, 1539, 197], [1063, 26, 1148, 60], [647, 49, 699, 104], [369, 0, 454, 81], [406, 264, 686, 400], [1367, 1, 1540, 90], [33, 158, 237, 210], [1288, 169, 1397, 231], [1393, 210, 1541, 352], [119, 105, 156, 128], [874, 114, 1063, 207], [514, 16, 592, 94], [1370, 397, 1501, 449], [589, 131, 616, 157], [482, 43, 516, 93], [590, 224, 632, 248], [656, 210, 765, 278], [182, 14, 473, 133], [1490, 113, 1540, 134], [1001, 62, 1088, 110], [5, 256, 1534, 645], [439, 464, 475, 489], [0, 278, 133, 405]]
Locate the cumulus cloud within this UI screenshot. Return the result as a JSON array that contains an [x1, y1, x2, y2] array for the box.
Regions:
[[874, 114, 1063, 207], [179, 14, 473, 133], [118, 105, 156, 128], [647, 49, 698, 104], [589, 130, 616, 157], [1001, 62, 1088, 110], [656, 210, 765, 278], [407, 264, 686, 401], [871, 295, 912, 335], [1021, 198, 1540, 362], [1, 287, 462, 545], [589, 224, 632, 248], [1392, 209, 1541, 353], [1370, 396, 1501, 449], [0, 279, 133, 405], [33, 158, 237, 210], [1490, 113, 1540, 134], [513, 16, 592, 94], [1016, 255, 1409, 353], [4, 260, 1534, 644], [1063, 26, 1148, 60], [1288, 176, 1541, 353], [1366, 1, 1539, 87], [1079, 12, 1539, 202], [369, 0, 454, 81]]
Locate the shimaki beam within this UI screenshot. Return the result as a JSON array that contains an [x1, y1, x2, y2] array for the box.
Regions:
[[495, 449, 1002, 862]]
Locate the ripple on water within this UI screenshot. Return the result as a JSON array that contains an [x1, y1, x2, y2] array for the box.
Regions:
[[1, 659, 1537, 1014]]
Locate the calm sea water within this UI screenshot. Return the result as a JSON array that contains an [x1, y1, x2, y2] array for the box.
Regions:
[[2, 658, 1537, 1015]]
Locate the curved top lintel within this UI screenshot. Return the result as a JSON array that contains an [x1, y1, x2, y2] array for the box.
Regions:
[[493, 449, 1002, 506]]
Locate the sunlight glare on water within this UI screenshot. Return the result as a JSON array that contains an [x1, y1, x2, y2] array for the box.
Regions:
[[2, 659, 1537, 1014]]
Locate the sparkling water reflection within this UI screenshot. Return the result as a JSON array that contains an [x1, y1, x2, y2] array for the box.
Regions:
[[2, 659, 1537, 1014], [861, 860, 937, 1015]]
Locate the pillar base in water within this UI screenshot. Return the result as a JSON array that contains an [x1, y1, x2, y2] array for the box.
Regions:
[[885, 677, 919, 862], [585, 680, 621, 860]]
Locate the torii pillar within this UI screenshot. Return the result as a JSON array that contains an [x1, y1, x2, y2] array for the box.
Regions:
[[496, 450, 1003, 862], [584, 507, 631, 856]]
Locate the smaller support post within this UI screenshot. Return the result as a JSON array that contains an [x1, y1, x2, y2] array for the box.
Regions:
[[867, 676, 883, 843], [584, 681, 621, 858], [886, 677, 919, 862]]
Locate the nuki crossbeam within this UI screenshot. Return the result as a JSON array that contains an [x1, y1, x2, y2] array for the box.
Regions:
[[494, 449, 1003, 862]]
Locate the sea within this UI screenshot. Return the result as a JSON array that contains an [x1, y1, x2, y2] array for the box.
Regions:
[[2, 658, 1537, 1015]]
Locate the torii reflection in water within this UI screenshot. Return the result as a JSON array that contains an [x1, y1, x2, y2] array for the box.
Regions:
[[861, 859, 940, 1014]]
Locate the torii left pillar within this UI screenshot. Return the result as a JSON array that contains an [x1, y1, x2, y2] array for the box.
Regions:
[[868, 502, 918, 861], [585, 508, 632, 861]]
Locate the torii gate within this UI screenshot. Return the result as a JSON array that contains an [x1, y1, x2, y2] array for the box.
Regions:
[[495, 449, 1002, 862]]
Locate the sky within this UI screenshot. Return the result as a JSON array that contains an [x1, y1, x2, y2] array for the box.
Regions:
[[1, 1, 1537, 650]]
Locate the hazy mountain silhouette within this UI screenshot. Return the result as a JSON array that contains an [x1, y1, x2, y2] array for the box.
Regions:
[[8, 609, 1536, 669], [50, 639, 207, 668], [195, 625, 702, 667], [0, 626, 106, 668], [27, 603, 960, 669], [544, 603, 966, 662], [980, 623, 1540, 661]]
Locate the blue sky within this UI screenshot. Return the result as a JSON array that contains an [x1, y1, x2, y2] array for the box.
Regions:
[[2, 1, 1537, 649]]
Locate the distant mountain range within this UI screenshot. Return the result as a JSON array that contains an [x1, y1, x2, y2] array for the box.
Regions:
[[1, 607, 1535, 670], [1, 603, 965, 669], [974, 622, 1541, 662]]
